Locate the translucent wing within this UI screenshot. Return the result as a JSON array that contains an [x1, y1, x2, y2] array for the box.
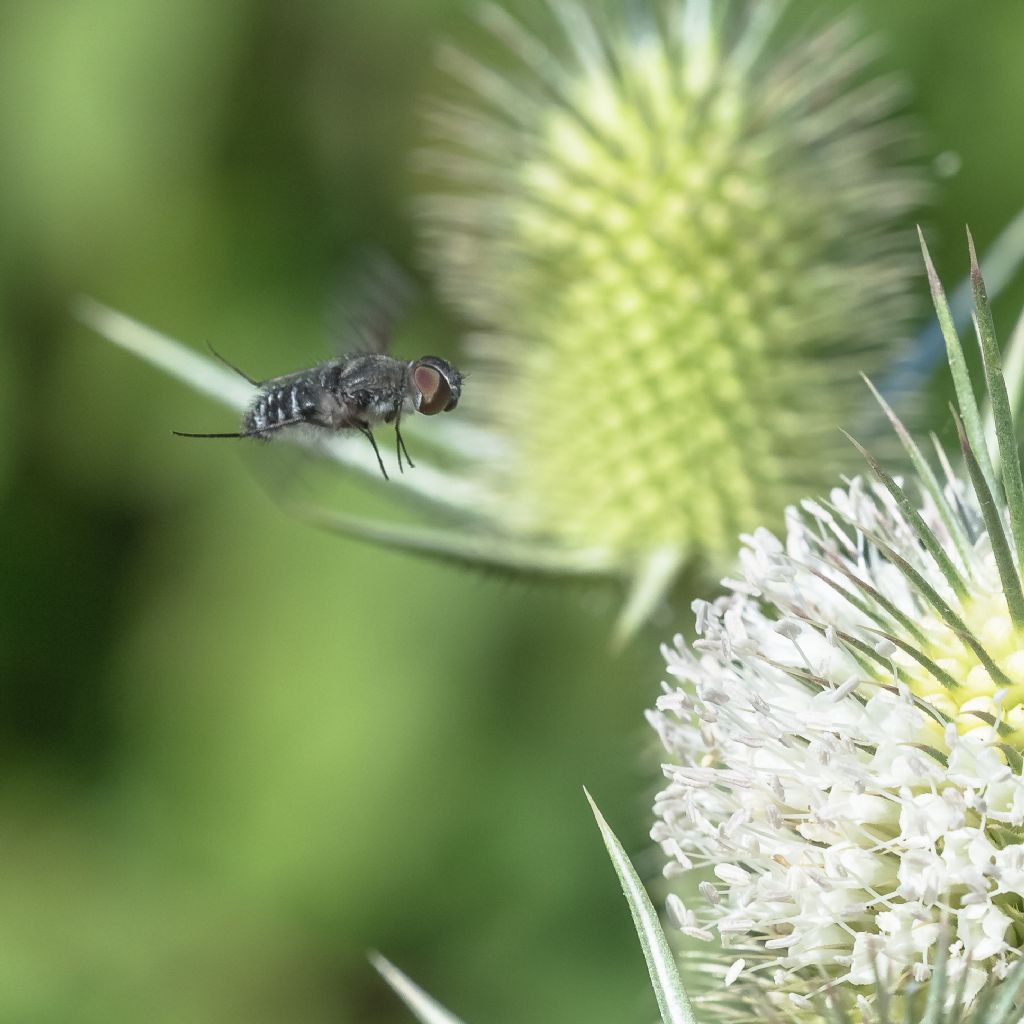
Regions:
[[327, 253, 416, 356]]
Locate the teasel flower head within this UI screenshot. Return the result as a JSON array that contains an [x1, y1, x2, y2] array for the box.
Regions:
[[648, 233, 1024, 1019], [413, 0, 926, 635]]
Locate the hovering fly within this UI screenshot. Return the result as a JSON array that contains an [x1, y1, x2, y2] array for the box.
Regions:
[[174, 264, 463, 480]]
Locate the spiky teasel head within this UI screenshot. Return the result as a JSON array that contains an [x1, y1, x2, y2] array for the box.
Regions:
[[648, 233, 1024, 1020], [415, 0, 926, 631]]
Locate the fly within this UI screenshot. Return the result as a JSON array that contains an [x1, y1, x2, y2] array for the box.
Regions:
[[174, 349, 463, 480], [173, 261, 463, 480]]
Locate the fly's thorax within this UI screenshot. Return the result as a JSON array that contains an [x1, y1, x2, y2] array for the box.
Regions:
[[310, 356, 403, 429], [357, 390, 407, 426]]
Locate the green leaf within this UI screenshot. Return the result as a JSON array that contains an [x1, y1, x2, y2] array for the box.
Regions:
[[918, 229, 998, 496], [968, 227, 1024, 574], [584, 789, 698, 1024], [369, 953, 466, 1024], [75, 296, 256, 410], [297, 504, 616, 576]]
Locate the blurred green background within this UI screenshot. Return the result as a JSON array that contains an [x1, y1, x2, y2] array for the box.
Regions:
[[2, 2, 1024, 1022]]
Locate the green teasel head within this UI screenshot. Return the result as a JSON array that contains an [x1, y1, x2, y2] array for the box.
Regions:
[[412, 0, 927, 632]]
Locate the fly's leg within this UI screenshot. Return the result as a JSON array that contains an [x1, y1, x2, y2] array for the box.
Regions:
[[357, 424, 389, 480], [396, 428, 415, 472], [394, 410, 415, 473]]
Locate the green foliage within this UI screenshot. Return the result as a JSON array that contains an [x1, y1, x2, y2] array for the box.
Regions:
[[4, 1, 1024, 1023]]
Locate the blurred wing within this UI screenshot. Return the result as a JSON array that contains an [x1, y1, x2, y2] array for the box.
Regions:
[[257, 366, 317, 388], [327, 253, 416, 355]]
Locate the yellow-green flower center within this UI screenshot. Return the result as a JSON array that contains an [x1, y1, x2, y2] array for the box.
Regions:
[[901, 595, 1024, 746]]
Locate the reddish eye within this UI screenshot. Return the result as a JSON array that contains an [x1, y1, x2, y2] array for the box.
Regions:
[[413, 356, 462, 415], [414, 364, 451, 415]]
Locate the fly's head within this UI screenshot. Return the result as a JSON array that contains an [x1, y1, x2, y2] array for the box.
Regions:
[[410, 356, 463, 415]]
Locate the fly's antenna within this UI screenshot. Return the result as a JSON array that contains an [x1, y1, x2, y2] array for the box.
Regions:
[[172, 416, 309, 441], [173, 430, 245, 439], [206, 342, 260, 386]]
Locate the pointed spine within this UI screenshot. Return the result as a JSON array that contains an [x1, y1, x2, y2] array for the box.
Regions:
[[918, 228, 997, 495], [953, 407, 1024, 630], [968, 226, 1024, 576], [843, 429, 969, 601]]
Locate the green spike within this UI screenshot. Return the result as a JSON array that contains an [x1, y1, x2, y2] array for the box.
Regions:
[[862, 374, 972, 568], [612, 546, 685, 650], [585, 790, 698, 1024], [920, 927, 948, 1024], [860, 627, 961, 691], [369, 954, 466, 1024], [873, 946, 893, 1024], [759, 658, 851, 695], [931, 433, 975, 534], [999, 308, 1024, 426], [917, 228, 998, 496], [953, 407, 1024, 629], [804, 561, 928, 645], [844, 429, 969, 600], [998, 742, 1024, 776], [967, 226, 1024, 575], [75, 296, 254, 410], [853, 522, 1013, 690], [833, 633, 889, 681], [830, 627, 899, 678], [984, 958, 1024, 1022]]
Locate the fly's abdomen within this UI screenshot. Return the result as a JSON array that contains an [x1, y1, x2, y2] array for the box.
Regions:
[[244, 380, 320, 436]]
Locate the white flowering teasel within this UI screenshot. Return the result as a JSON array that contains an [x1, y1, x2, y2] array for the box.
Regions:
[[649, 233, 1024, 1016]]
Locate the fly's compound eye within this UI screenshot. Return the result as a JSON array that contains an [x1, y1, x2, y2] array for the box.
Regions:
[[413, 357, 461, 415]]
